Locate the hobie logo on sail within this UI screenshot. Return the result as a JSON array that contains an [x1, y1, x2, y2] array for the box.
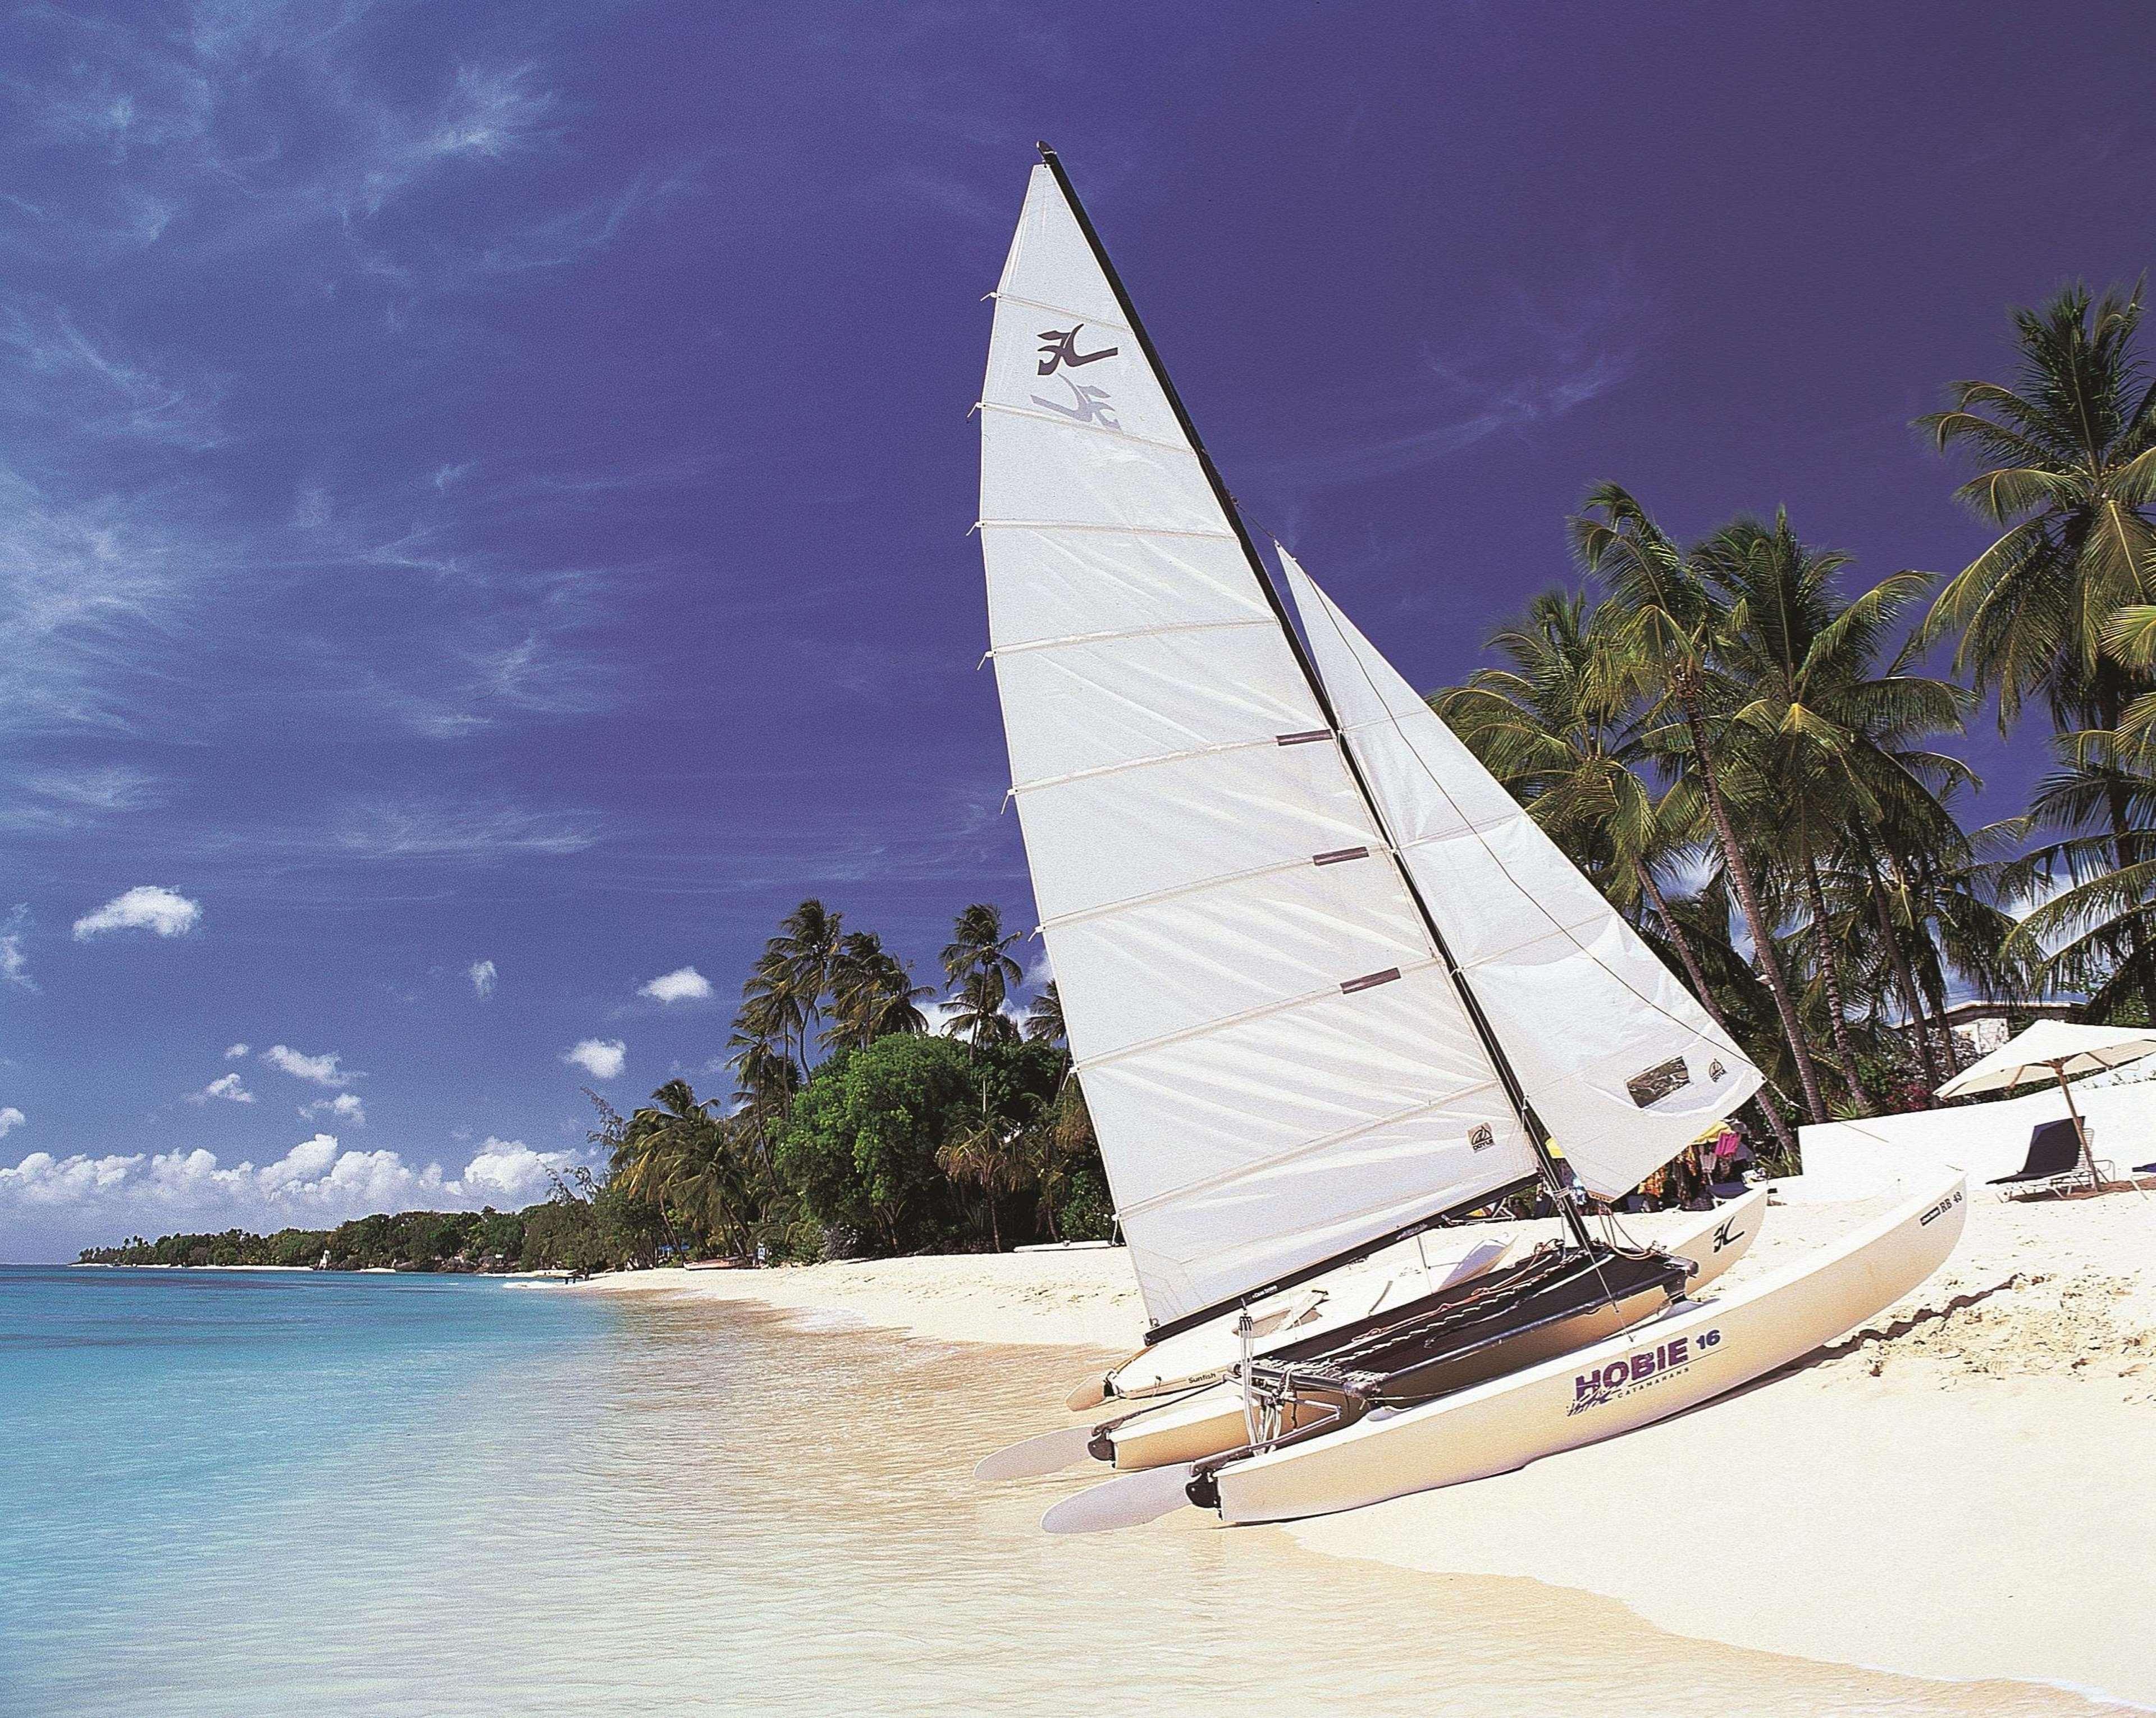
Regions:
[[1570, 1328, 1721, 1415], [1036, 326, 1119, 373], [1031, 326, 1123, 428]]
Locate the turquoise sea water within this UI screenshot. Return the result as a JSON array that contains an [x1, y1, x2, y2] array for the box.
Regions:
[[1, 1265, 2109, 1718]]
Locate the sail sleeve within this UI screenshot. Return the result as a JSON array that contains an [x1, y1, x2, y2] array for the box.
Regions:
[[980, 165, 1542, 1334], [1276, 547, 1765, 1198]]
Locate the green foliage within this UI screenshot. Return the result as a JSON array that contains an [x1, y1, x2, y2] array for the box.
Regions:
[[778, 1034, 980, 1250]]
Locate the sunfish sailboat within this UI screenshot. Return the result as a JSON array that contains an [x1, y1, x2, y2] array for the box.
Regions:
[[973, 147, 1963, 1527]]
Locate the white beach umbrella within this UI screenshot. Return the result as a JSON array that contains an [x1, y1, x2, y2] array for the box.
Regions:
[[1935, 1020, 2156, 1190]]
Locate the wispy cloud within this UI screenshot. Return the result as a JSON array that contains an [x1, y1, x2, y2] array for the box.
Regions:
[[1255, 261, 1658, 494], [20, 765, 166, 812], [262, 1044, 355, 1088], [300, 1091, 366, 1126], [185, 1072, 253, 1105], [0, 299, 227, 450], [477, 165, 701, 273], [0, 468, 199, 734], [1, 906, 34, 991], [223, 1041, 249, 1059], [0, 1107, 24, 1138], [330, 798, 600, 860], [73, 884, 201, 939], [468, 958, 497, 998]]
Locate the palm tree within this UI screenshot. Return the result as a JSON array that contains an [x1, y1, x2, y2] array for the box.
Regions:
[[1572, 483, 1832, 1122], [1022, 980, 1066, 1045], [941, 903, 1022, 1050], [618, 1080, 759, 1260], [768, 899, 844, 1064], [729, 953, 807, 1105], [2001, 732, 2156, 1018], [1916, 281, 2156, 1019], [1696, 511, 1971, 1114], [1021, 1076, 1097, 1241], [936, 1107, 1026, 1250], [825, 930, 930, 1051]]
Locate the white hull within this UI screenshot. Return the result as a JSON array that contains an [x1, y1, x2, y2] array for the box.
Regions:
[[1209, 1175, 1966, 1524], [1104, 1189, 1767, 1473]]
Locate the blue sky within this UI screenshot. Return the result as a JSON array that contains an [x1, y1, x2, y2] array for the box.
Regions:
[[6, 1, 2154, 1259]]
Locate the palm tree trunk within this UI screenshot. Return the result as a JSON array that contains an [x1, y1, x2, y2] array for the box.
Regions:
[[1634, 862, 1732, 1034], [1802, 854, 1872, 1113], [1872, 882, 1943, 1094], [2103, 783, 2156, 1027], [1632, 857, 1798, 1151], [1684, 705, 1830, 1123]]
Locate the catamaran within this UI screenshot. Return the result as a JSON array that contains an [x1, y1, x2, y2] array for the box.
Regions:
[[974, 147, 1965, 1529]]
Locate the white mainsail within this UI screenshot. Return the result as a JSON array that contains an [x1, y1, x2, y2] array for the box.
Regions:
[[1277, 547, 1764, 1197], [980, 162, 1541, 1333]]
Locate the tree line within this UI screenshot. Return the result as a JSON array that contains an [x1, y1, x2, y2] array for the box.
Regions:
[[1432, 282, 2156, 1159], [83, 899, 1109, 1273]]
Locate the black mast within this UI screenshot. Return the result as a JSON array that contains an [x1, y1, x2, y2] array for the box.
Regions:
[[1032, 146, 1594, 1341]]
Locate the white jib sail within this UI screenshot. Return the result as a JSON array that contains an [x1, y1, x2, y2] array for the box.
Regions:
[[979, 164, 1541, 1333], [1276, 547, 1764, 1197]]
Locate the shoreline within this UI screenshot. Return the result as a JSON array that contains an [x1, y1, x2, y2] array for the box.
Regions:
[[581, 1188, 2155, 1707]]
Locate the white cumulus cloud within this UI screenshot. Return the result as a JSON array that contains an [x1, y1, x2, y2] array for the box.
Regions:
[[454, 1137, 561, 1205], [185, 1073, 254, 1105], [563, 1038, 625, 1080], [0, 1107, 24, 1137], [262, 1044, 355, 1088], [468, 958, 497, 999], [0, 1132, 579, 1258], [300, 1092, 366, 1127], [72, 884, 202, 939], [224, 1043, 250, 1059], [638, 965, 711, 1004]]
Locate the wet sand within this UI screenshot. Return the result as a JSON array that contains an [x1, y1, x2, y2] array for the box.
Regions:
[[583, 1187, 2156, 1707]]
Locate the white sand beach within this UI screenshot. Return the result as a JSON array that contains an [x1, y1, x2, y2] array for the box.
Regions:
[[582, 1187, 2156, 1706]]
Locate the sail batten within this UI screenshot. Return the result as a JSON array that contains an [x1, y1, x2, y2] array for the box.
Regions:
[[981, 159, 1543, 1334]]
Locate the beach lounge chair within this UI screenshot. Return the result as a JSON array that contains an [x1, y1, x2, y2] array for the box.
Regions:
[[1986, 1119, 2146, 1198], [1988, 1120, 2094, 1199]]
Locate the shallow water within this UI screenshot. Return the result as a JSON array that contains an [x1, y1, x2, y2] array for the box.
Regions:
[[0, 1265, 2104, 1716]]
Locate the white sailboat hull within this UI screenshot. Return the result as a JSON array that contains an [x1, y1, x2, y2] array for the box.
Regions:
[[1208, 1176, 1965, 1524], [1104, 1188, 1767, 1473]]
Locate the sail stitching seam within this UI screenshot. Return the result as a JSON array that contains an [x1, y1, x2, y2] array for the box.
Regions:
[[976, 520, 1238, 542], [986, 618, 1273, 658], [1074, 955, 1444, 1073], [1035, 849, 1394, 931], [1113, 1079, 1517, 1221], [988, 290, 1135, 334], [1010, 732, 1341, 796], [979, 400, 1196, 456]]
